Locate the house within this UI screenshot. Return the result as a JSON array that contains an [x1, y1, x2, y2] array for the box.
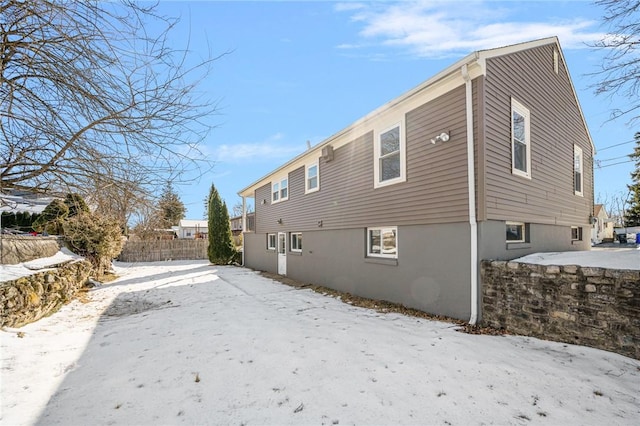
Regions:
[[591, 204, 614, 244], [177, 219, 208, 239], [0, 190, 57, 215], [230, 212, 255, 236], [237, 37, 594, 323]]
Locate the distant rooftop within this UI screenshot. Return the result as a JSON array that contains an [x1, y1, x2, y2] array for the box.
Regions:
[[1, 191, 57, 215]]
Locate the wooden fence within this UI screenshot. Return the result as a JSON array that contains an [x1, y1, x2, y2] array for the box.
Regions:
[[118, 239, 208, 262]]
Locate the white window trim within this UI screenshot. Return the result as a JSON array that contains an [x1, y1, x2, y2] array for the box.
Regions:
[[511, 98, 531, 180], [305, 160, 320, 194], [267, 233, 276, 250], [290, 232, 302, 252], [271, 175, 289, 203], [367, 226, 398, 259], [574, 145, 583, 197], [571, 226, 582, 241], [506, 221, 526, 243], [374, 121, 406, 189]]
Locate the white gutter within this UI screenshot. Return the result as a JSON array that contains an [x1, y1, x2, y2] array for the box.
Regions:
[[461, 64, 478, 325]]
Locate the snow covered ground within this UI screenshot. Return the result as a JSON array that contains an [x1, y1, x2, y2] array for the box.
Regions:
[[516, 246, 640, 270], [1, 259, 639, 425]]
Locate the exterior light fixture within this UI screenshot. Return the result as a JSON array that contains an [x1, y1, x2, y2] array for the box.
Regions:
[[431, 132, 450, 144]]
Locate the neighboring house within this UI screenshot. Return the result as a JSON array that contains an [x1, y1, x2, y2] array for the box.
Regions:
[[230, 212, 255, 236], [0, 190, 56, 215], [237, 37, 594, 323], [591, 204, 614, 244], [613, 226, 640, 244], [177, 219, 208, 239]]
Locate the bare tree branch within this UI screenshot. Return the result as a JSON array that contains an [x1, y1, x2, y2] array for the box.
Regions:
[[589, 0, 640, 124], [0, 0, 223, 207]]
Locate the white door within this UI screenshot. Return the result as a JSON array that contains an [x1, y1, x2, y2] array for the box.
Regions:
[[277, 232, 287, 275]]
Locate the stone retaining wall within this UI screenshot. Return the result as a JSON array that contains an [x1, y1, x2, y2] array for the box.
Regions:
[[0, 235, 63, 265], [0, 260, 92, 328], [481, 260, 640, 360]]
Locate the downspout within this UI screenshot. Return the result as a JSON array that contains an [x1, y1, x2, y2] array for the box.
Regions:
[[241, 196, 247, 266], [461, 64, 478, 325]]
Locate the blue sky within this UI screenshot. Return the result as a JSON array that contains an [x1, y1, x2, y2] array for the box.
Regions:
[[155, 1, 636, 218]]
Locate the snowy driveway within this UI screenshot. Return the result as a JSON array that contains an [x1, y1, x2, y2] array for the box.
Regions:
[[1, 261, 639, 425]]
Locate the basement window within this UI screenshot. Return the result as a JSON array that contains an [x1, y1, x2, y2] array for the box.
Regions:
[[267, 233, 276, 250], [506, 222, 526, 243], [367, 227, 397, 258], [571, 226, 583, 241]]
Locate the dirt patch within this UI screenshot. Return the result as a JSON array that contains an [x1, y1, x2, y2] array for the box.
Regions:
[[259, 271, 505, 336], [75, 288, 92, 304], [96, 272, 119, 283]]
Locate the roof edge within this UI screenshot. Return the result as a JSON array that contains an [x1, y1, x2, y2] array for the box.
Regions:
[[238, 36, 594, 197]]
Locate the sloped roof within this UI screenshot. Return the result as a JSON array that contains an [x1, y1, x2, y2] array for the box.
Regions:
[[178, 219, 208, 228], [0, 192, 57, 214], [594, 204, 608, 218], [238, 36, 594, 198]]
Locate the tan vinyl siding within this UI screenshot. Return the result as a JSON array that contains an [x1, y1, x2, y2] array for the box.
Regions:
[[474, 77, 486, 221], [255, 86, 470, 234], [482, 44, 593, 225]]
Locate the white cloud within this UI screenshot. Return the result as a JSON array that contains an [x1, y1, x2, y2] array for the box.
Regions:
[[335, 1, 604, 58], [334, 2, 367, 12], [213, 133, 304, 163]]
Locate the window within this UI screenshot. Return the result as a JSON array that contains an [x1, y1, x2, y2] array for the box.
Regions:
[[506, 222, 525, 243], [306, 162, 319, 194], [374, 122, 406, 188], [267, 233, 276, 250], [511, 99, 531, 179], [290, 232, 302, 252], [272, 176, 288, 203], [574, 145, 583, 196], [571, 226, 583, 241], [367, 227, 397, 258]]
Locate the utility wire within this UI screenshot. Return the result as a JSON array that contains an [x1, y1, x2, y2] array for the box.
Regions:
[[597, 155, 630, 162], [598, 139, 636, 151], [596, 159, 633, 169]]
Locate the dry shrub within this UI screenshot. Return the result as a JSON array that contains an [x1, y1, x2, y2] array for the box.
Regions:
[[63, 213, 124, 278]]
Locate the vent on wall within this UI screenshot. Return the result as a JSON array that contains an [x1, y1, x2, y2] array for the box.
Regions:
[[321, 145, 334, 162]]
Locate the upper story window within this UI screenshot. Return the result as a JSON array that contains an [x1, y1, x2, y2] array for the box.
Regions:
[[574, 145, 583, 196], [374, 122, 406, 188], [272, 176, 288, 203], [367, 227, 398, 258], [305, 161, 319, 194], [511, 98, 531, 179]]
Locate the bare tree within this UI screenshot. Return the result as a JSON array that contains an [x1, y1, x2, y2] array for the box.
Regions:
[[597, 190, 629, 226], [231, 200, 253, 217], [591, 0, 640, 124], [0, 1, 219, 196], [86, 169, 153, 230]]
